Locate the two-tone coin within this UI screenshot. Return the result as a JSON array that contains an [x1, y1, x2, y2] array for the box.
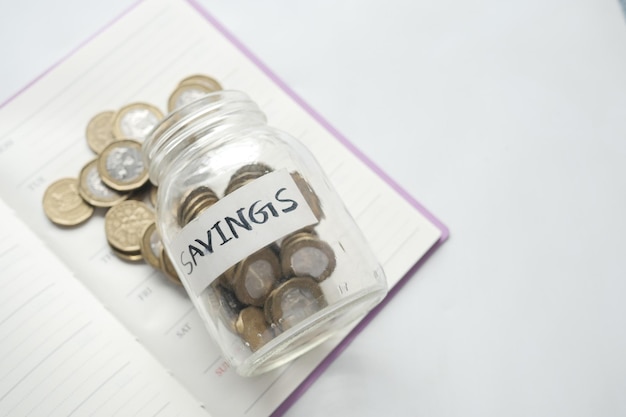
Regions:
[[98, 139, 149, 192], [264, 277, 326, 331], [78, 159, 130, 207], [232, 248, 281, 307], [112, 102, 163, 142], [280, 232, 336, 282], [140, 222, 162, 269], [43, 178, 94, 226]]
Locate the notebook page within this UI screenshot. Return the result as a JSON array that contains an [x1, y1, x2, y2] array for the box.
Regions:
[[0, 0, 443, 415], [0, 201, 208, 417]]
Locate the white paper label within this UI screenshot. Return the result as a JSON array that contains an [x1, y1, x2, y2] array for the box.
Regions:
[[172, 169, 318, 296]]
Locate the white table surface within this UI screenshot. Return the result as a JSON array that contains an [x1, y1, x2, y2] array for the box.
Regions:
[[2, 1, 626, 416]]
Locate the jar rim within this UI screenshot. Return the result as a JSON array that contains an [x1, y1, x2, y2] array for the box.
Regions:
[[142, 90, 265, 185]]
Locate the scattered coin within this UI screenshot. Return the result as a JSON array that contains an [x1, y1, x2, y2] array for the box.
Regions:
[[104, 200, 155, 253], [43, 178, 94, 226], [112, 102, 163, 141], [85, 110, 117, 154], [78, 159, 130, 207], [168, 74, 222, 112], [98, 139, 149, 191], [140, 222, 162, 269]]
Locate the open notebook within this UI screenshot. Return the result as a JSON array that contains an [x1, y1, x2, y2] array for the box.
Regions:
[[0, 0, 448, 416]]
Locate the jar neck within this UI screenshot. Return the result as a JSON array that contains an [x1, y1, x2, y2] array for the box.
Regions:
[[142, 90, 267, 186]]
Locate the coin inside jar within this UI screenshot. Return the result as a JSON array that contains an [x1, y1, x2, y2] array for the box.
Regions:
[[212, 283, 246, 333], [160, 247, 182, 285], [232, 247, 281, 307], [98, 139, 149, 191], [112, 102, 163, 141], [265, 277, 327, 331], [224, 163, 273, 195], [235, 306, 274, 352], [280, 233, 336, 282], [177, 185, 219, 227], [290, 171, 323, 220]]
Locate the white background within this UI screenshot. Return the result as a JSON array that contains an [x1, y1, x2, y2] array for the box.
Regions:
[[2, 0, 626, 416]]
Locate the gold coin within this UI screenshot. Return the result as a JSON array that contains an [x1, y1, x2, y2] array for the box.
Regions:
[[43, 178, 94, 226], [177, 186, 218, 226], [212, 283, 245, 333], [235, 306, 274, 352], [265, 277, 326, 331], [160, 247, 182, 285], [104, 200, 154, 252], [112, 102, 163, 141], [110, 245, 143, 262], [78, 159, 130, 207], [178, 74, 222, 91], [140, 222, 162, 269], [280, 234, 336, 282], [232, 248, 281, 307], [290, 171, 323, 220], [98, 139, 149, 191], [85, 110, 117, 154]]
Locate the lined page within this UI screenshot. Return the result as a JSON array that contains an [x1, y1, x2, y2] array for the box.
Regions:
[[0, 201, 208, 417], [0, 0, 443, 415]]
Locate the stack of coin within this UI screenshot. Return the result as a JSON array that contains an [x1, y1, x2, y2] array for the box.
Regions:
[[230, 247, 281, 307], [177, 186, 219, 227], [280, 230, 336, 282], [290, 171, 324, 220], [235, 306, 275, 352], [168, 74, 223, 112], [264, 277, 327, 332], [104, 200, 155, 261], [43, 93, 179, 284], [224, 163, 273, 195]]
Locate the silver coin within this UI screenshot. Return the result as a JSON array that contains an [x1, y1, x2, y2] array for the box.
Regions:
[[78, 159, 129, 207], [106, 147, 144, 181], [98, 139, 149, 191]]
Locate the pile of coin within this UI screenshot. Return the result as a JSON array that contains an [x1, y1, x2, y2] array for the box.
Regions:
[[43, 74, 338, 353], [42, 74, 225, 284], [199, 164, 335, 352]]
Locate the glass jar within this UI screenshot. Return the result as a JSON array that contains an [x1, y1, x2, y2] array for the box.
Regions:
[[142, 90, 388, 377]]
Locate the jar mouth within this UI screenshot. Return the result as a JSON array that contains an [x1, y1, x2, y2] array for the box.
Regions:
[[142, 90, 266, 186]]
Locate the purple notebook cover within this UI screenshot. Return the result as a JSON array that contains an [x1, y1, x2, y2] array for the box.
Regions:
[[1, 1, 449, 415]]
